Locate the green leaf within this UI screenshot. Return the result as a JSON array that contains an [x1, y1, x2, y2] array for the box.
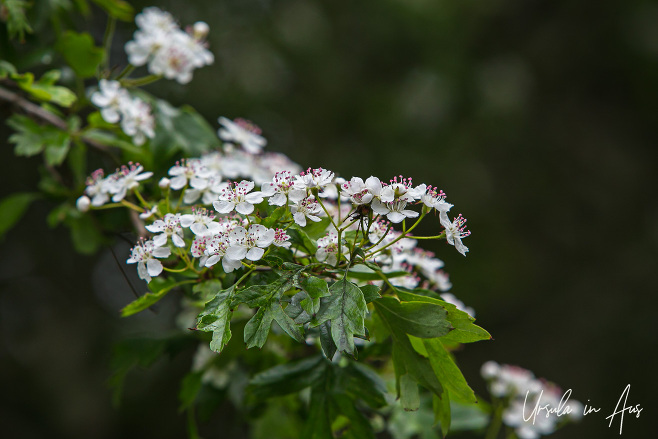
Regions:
[[302, 216, 332, 239], [314, 277, 367, 357], [249, 355, 326, 399], [56, 31, 105, 78], [338, 362, 388, 409], [420, 337, 477, 404], [272, 303, 305, 343], [89, 0, 134, 21], [448, 400, 490, 432], [299, 276, 331, 315], [374, 296, 452, 339], [400, 374, 420, 411], [262, 205, 286, 228], [0, 192, 39, 240], [2, 0, 33, 41], [196, 286, 235, 353], [44, 131, 71, 166], [149, 100, 220, 167], [7, 115, 57, 157], [66, 214, 103, 254], [302, 387, 333, 439], [179, 372, 203, 412], [0, 60, 17, 79], [433, 393, 451, 437], [397, 291, 491, 343], [244, 305, 276, 349], [378, 304, 444, 398], [360, 284, 381, 303], [341, 264, 411, 281], [318, 321, 337, 360], [121, 279, 192, 317], [287, 225, 317, 254]]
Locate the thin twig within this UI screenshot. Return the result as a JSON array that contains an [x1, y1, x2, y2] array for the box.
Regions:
[[0, 84, 111, 154]]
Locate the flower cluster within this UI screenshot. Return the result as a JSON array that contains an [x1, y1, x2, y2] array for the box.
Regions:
[[77, 162, 153, 210], [90, 80, 155, 145], [481, 361, 583, 439], [125, 7, 213, 84]]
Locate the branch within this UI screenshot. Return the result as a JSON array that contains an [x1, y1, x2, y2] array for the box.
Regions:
[[0, 84, 112, 154]]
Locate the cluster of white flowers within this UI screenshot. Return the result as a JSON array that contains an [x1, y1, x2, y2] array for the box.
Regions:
[[76, 162, 153, 211], [125, 7, 214, 84], [481, 362, 583, 439], [90, 80, 156, 145]]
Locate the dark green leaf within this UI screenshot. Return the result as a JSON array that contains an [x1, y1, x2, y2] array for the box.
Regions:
[[374, 296, 452, 339], [262, 205, 286, 228], [196, 286, 234, 353], [56, 31, 105, 78], [272, 303, 305, 343], [0, 192, 39, 240], [302, 387, 333, 439], [44, 131, 71, 166], [244, 305, 275, 349], [360, 284, 381, 303], [397, 291, 491, 343], [315, 277, 367, 357], [318, 321, 337, 360], [7, 115, 70, 157], [287, 225, 317, 254], [338, 362, 388, 409], [249, 355, 326, 399], [66, 214, 103, 254]]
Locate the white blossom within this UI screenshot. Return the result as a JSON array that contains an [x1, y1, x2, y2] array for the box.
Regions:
[[213, 180, 264, 215], [226, 224, 274, 262], [84, 169, 111, 207], [371, 198, 419, 223], [106, 162, 153, 202], [294, 167, 335, 192], [290, 196, 323, 227], [168, 158, 213, 191], [126, 238, 171, 283], [440, 213, 471, 256], [261, 171, 306, 206], [145, 213, 185, 247], [218, 117, 267, 154], [316, 231, 347, 266], [272, 229, 291, 249], [120, 97, 155, 146], [180, 208, 220, 236], [90, 79, 130, 123]]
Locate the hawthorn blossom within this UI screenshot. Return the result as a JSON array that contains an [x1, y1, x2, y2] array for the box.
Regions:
[[481, 362, 583, 439], [126, 238, 171, 283], [294, 167, 335, 192], [290, 196, 323, 227], [125, 7, 213, 84], [168, 158, 213, 191], [139, 205, 159, 220], [316, 231, 347, 266], [371, 198, 419, 223], [120, 97, 155, 146], [340, 177, 375, 205], [218, 117, 267, 154], [226, 225, 275, 262], [213, 180, 263, 215], [440, 213, 470, 256], [272, 229, 291, 249], [204, 234, 242, 273], [183, 176, 227, 205], [84, 169, 111, 206], [261, 171, 306, 206], [180, 208, 220, 236], [90, 80, 130, 123], [385, 176, 420, 203], [417, 185, 453, 215], [145, 213, 185, 247], [107, 163, 153, 202], [429, 270, 452, 292]]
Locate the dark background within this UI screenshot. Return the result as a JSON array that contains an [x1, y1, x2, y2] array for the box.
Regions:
[[1, 0, 657, 438]]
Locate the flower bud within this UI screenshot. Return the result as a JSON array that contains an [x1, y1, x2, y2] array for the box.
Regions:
[[159, 177, 171, 189], [193, 21, 209, 40], [76, 195, 91, 212], [334, 177, 346, 185]]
